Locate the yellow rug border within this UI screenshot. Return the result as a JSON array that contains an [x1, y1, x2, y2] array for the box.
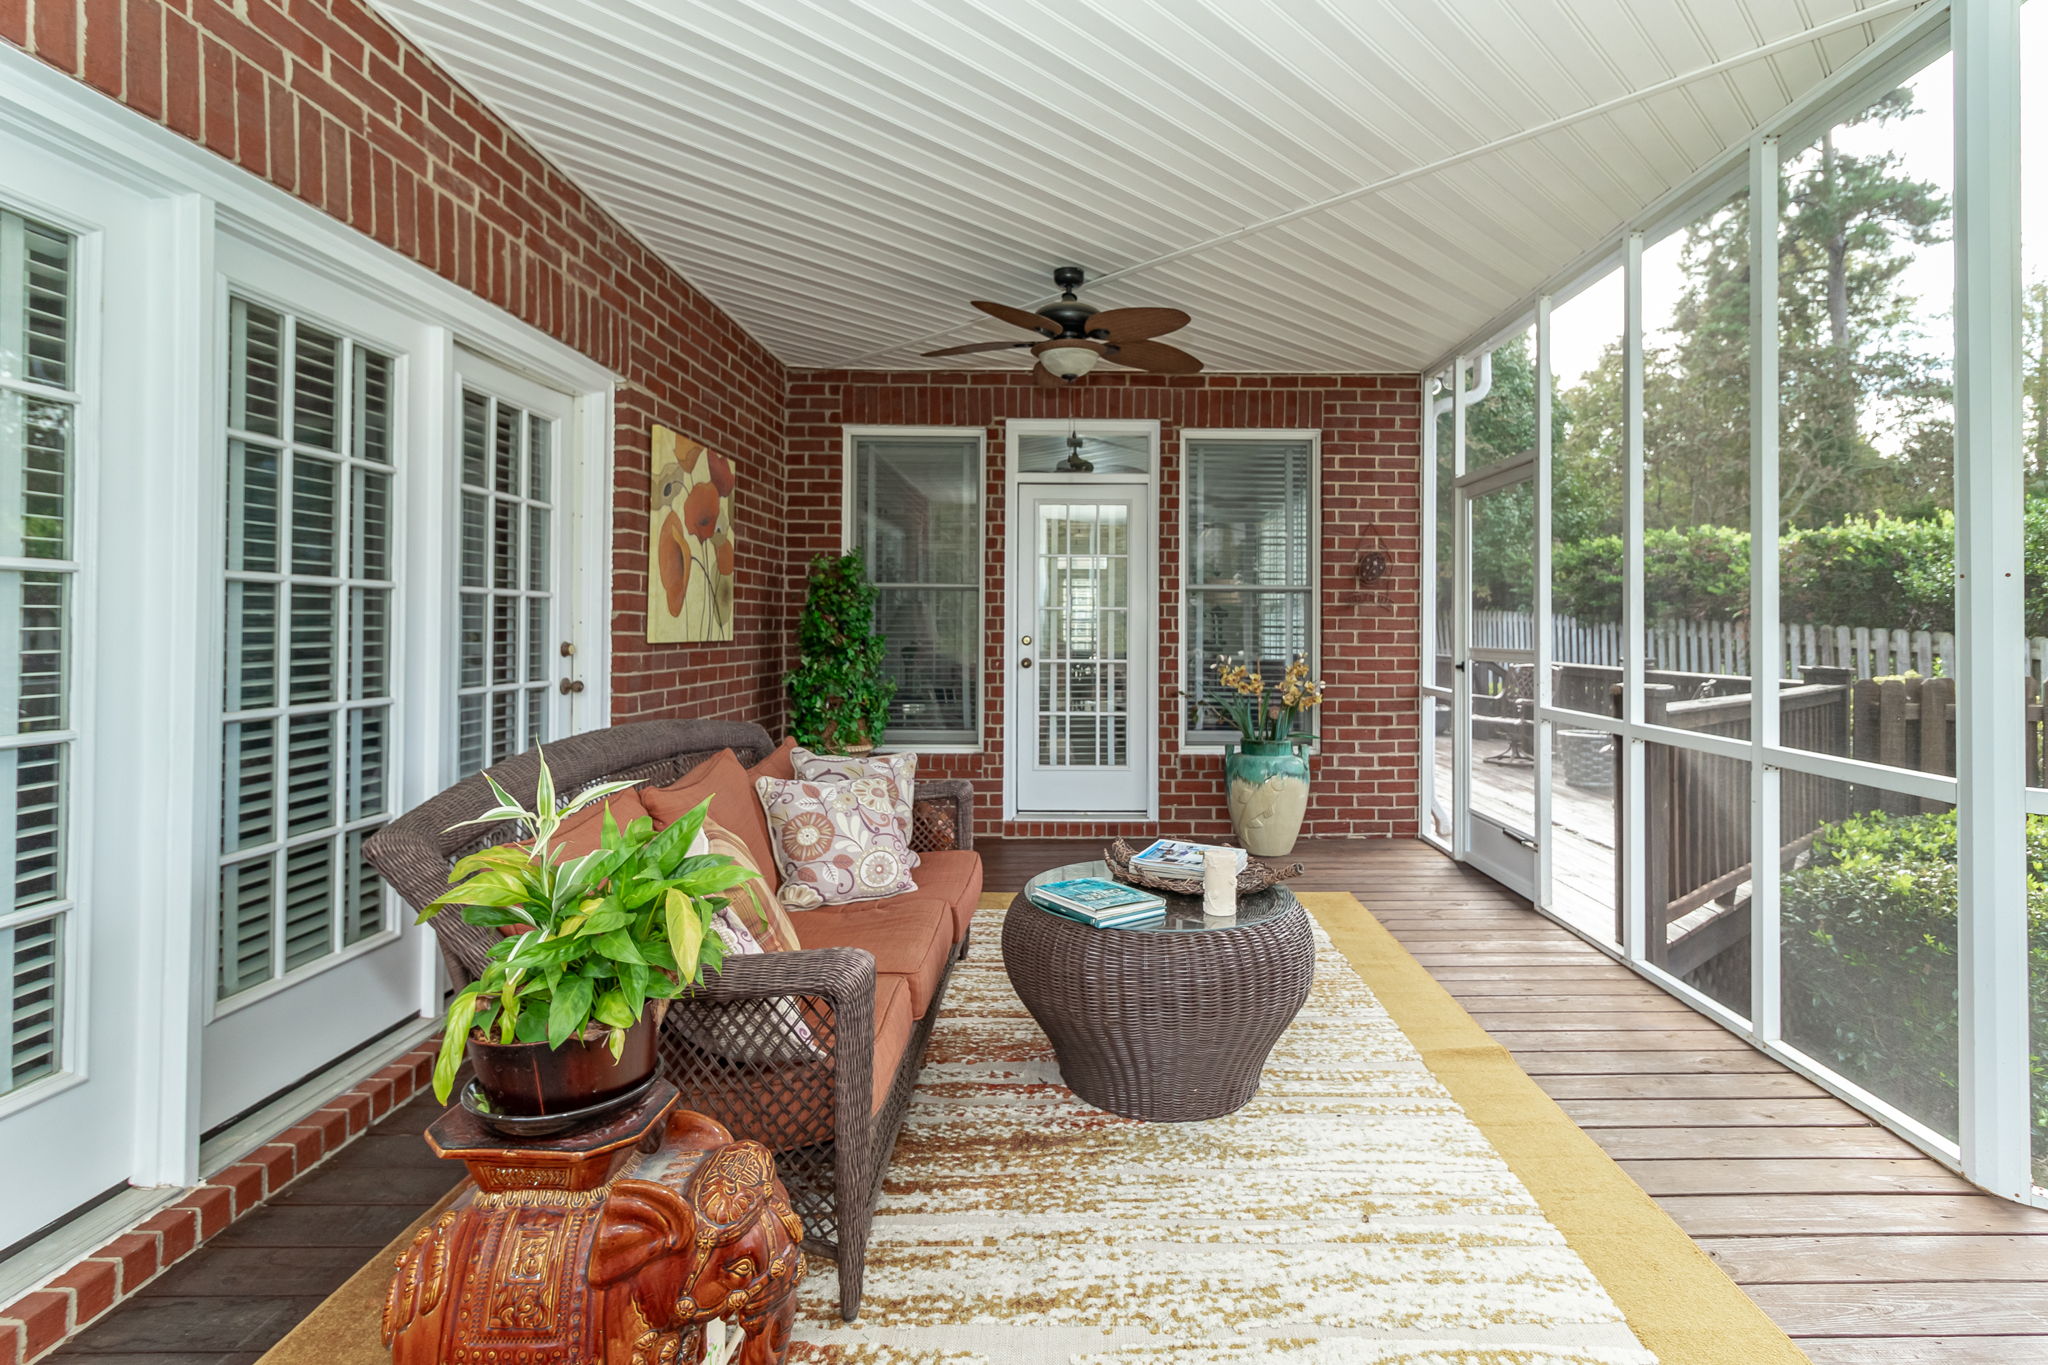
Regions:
[[1298, 889, 1810, 1365]]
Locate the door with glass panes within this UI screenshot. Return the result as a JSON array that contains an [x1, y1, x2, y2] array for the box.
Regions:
[[203, 264, 426, 1130], [451, 352, 580, 778], [0, 147, 160, 1246]]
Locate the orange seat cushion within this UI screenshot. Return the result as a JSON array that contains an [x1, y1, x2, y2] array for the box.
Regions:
[[642, 750, 781, 892], [747, 737, 798, 784], [866, 849, 982, 944], [789, 900, 952, 1019], [669, 972, 913, 1150]]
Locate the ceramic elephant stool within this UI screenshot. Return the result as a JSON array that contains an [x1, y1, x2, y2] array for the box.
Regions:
[[383, 1087, 803, 1365]]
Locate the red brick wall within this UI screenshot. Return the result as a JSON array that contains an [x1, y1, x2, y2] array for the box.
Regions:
[[3, 0, 790, 729], [788, 371, 1423, 840]]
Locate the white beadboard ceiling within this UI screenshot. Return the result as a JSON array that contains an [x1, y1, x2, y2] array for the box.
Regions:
[[370, 0, 1922, 374]]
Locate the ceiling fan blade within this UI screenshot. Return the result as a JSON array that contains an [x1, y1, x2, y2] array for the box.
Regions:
[[1032, 362, 1065, 388], [1085, 307, 1190, 343], [922, 341, 1031, 357], [1104, 339, 1203, 374], [973, 300, 1062, 337]]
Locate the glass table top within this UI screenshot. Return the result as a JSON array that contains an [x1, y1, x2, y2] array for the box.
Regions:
[[1019, 860, 1301, 934]]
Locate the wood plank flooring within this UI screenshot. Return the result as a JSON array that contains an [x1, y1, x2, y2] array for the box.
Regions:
[[980, 836, 2048, 1362], [39, 836, 2044, 1362], [40, 1090, 461, 1364]]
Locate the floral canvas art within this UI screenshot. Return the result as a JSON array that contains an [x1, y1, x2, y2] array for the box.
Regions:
[[648, 423, 735, 642]]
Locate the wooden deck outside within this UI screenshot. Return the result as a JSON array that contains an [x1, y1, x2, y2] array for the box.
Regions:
[[36, 836, 2048, 1362], [981, 837, 2048, 1364]]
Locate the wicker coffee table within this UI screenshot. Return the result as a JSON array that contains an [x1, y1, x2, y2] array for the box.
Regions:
[[1001, 859, 1316, 1121]]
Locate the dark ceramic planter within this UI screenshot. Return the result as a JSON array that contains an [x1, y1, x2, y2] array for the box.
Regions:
[[466, 1015, 660, 1117]]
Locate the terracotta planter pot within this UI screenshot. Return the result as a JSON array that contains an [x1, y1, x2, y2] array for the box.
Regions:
[[466, 1015, 660, 1116]]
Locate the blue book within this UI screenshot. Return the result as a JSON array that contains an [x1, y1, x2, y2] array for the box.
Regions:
[[1030, 896, 1167, 929], [1032, 877, 1164, 916]]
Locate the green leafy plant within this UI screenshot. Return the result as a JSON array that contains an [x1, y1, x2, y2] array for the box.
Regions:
[[787, 550, 894, 750], [420, 750, 761, 1103], [1779, 808, 2048, 1186]]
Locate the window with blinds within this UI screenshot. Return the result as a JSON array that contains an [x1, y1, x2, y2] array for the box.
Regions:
[[219, 298, 396, 1001], [1184, 435, 1317, 741], [1, 209, 75, 1094], [849, 433, 981, 746], [455, 388, 555, 776]]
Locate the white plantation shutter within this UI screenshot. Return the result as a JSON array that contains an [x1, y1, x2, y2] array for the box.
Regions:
[[1, 209, 76, 1097], [454, 388, 555, 777], [1185, 436, 1317, 739], [217, 297, 397, 1000], [850, 434, 981, 745]]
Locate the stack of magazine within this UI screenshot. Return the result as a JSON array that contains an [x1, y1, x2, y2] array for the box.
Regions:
[[1028, 877, 1166, 928], [1128, 838, 1248, 880]]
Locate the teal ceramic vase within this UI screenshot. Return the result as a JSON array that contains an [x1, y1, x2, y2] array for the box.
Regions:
[[1224, 738, 1311, 856]]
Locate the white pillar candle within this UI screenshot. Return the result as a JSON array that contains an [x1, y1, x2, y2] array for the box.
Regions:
[[1202, 848, 1238, 920]]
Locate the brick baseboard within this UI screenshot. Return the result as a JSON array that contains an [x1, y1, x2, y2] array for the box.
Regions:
[[0, 1044, 437, 1365]]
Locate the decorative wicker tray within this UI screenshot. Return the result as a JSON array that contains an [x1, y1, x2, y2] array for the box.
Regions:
[[1104, 838, 1304, 897]]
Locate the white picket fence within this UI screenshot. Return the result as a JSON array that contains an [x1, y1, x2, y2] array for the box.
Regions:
[[1457, 610, 2048, 682]]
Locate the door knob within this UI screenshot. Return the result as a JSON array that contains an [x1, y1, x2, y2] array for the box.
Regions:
[[1020, 658, 1034, 669], [559, 678, 586, 695]]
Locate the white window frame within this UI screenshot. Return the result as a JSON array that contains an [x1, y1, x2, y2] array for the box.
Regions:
[[839, 424, 987, 754], [1178, 428, 1322, 749]]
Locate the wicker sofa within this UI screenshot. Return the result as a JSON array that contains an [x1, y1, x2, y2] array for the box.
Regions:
[[364, 719, 981, 1320]]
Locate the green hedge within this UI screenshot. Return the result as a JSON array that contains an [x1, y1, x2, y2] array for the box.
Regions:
[[1778, 809, 2048, 1179], [1546, 505, 2048, 636]]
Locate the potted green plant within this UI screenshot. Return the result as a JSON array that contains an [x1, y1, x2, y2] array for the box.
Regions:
[[787, 550, 894, 754], [1210, 654, 1325, 857], [420, 751, 760, 1113]]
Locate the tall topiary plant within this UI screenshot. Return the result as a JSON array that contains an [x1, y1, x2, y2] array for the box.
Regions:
[[788, 551, 893, 751]]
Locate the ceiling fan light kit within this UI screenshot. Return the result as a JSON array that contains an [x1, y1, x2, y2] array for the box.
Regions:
[[925, 267, 1203, 385]]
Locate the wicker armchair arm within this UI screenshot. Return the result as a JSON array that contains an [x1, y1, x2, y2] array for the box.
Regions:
[[667, 946, 880, 1118], [686, 945, 875, 1009], [910, 777, 975, 851]]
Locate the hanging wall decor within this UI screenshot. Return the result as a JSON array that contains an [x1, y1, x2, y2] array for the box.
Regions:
[[648, 424, 736, 643]]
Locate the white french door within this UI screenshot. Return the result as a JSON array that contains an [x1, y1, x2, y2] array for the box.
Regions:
[[449, 352, 583, 780], [0, 144, 159, 1247], [1008, 482, 1157, 817], [200, 246, 427, 1130]]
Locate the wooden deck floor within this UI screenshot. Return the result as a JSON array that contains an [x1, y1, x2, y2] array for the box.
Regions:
[[40, 837, 2047, 1362], [981, 836, 2048, 1363]]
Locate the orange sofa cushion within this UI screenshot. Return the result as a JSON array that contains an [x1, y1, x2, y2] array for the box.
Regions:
[[642, 750, 780, 892], [790, 900, 952, 1019], [670, 972, 913, 1151], [543, 789, 651, 860], [747, 737, 798, 784], [866, 849, 982, 944]]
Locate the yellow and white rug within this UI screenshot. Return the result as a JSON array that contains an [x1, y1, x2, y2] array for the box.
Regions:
[[257, 892, 1805, 1365], [787, 893, 1803, 1365]]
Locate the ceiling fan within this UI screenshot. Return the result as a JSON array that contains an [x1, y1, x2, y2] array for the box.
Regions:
[[922, 266, 1203, 386]]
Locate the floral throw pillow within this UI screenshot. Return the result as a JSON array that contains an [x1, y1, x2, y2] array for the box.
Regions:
[[792, 747, 920, 866], [754, 774, 918, 909]]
